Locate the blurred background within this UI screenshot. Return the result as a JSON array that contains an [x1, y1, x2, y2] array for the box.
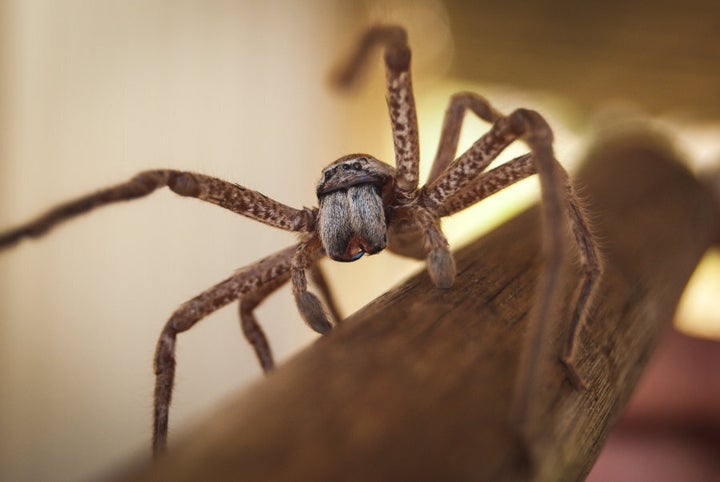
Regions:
[[0, 0, 718, 480]]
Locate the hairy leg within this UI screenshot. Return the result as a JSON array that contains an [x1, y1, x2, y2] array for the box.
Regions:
[[434, 154, 535, 217], [421, 112, 519, 212], [309, 263, 343, 324], [429, 92, 504, 184], [332, 25, 420, 201], [493, 110, 601, 421], [332, 25, 466, 289], [561, 186, 603, 384], [238, 250, 348, 373], [408, 207, 456, 288], [239, 271, 293, 373], [153, 244, 296, 456], [411, 97, 518, 291], [423, 106, 602, 422], [290, 237, 333, 335], [0, 170, 316, 249], [419, 155, 536, 299]]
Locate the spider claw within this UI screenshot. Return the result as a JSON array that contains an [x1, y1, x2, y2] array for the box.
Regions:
[[295, 291, 333, 334]]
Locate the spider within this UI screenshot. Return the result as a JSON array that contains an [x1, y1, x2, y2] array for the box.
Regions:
[[0, 25, 601, 456]]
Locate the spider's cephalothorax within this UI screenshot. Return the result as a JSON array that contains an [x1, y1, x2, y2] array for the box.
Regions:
[[0, 25, 602, 456], [316, 154, 394, 262]]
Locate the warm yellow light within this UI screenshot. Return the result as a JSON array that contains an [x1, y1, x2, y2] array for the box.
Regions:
[[418, 82, 720, 340], [676, 249, 720, 340], [416, 81, 583, 248]]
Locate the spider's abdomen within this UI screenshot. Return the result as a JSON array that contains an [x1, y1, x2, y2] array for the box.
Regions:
[[318, 184, 387, 262]]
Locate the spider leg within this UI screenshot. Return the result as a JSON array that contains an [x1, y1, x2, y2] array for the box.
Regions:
[[239, 272, 293, 373], [408, 96, 515, 287], [290, 237, 333, 334], [419, 154, 536, 287], [0, 170, 316, 249], [429, 92, 504, 184], [408, 156, 534, 288], [332, 25, 420, 201], [434, 153, 536, 217], [492, 110, 602, 420], [561, 191, 603, 386], [240, 253, 342, 372], [421, 111, 520, 212], [408, 207, 456, 288], [309, 263, 343, 324], [423, 107, 601, 418], [153, 244, 296, 456]]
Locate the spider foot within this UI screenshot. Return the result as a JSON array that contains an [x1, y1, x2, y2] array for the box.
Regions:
[[295, 291, 333, 335]]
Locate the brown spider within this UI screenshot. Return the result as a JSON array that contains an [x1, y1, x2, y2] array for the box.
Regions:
[[0, 25, 601, 456]]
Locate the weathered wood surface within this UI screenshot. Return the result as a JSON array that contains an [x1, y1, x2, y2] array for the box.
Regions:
[[112, 134, 717, 481]]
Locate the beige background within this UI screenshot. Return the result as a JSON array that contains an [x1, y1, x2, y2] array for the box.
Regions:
[[0, 1, 456, 479]]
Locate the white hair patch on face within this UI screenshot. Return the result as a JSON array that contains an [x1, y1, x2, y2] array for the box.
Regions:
[[318, 184, 387, 261], [347, 185, 387, 252]]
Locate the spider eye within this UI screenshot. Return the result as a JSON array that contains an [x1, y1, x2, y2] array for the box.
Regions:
[[342, 164, 350, 170], [324, 171, 332, 180], [353, 162, 362, 170]]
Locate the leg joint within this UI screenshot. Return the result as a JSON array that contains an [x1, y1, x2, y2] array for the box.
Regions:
[[167, 172, 201, 197], [507, 108, 554, 147]]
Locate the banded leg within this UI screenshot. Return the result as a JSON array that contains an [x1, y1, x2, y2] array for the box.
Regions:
[[429, 92, 504, 184], [434, 154, 536, 217], [485, 110, 602, 421], [309, 263, 343, 324], [239, 250, 346, 372], [561, 187, 603, 385], [497, 110, 601, 420], [424, 108, 601, 417], [436, 150, 602, 385], [415, 96, 522, 290], [153, 245, 296, 456], [332, 25, 420, 201], [411, 207, 456, 288], [421, 104, 520, 212], [0, 170, 316, 249], [428, 154, 536, 294], [239, 271, 293, 373], [291, 237, 333, 334]]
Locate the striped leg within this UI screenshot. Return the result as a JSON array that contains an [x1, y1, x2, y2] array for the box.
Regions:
[[332, 25, 420, 201], [0, 170, 316, 249], [153, 245, 297, 456], [423, 108, 602, 423]]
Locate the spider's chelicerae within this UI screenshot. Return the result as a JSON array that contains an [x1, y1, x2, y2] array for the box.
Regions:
[[0, 25, 601, 455]]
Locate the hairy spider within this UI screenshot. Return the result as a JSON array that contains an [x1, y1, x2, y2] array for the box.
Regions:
[[0, 25, 601, 456]]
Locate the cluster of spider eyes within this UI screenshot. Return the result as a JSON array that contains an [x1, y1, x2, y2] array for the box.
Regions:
[[323, 160, 366, 180]]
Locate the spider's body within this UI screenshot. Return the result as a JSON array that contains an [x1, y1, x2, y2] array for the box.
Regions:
[[0, 25, 601, 456]]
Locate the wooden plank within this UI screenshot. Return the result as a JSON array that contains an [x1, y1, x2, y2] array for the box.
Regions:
[[113, 133, 717, 481]]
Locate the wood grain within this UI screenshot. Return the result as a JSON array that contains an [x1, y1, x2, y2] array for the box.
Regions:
[[112, 133, 717, 481]]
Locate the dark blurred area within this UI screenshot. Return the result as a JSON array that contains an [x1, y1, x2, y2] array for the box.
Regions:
[[443, 0, 720, 119], [587, 330, 720, 481]]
